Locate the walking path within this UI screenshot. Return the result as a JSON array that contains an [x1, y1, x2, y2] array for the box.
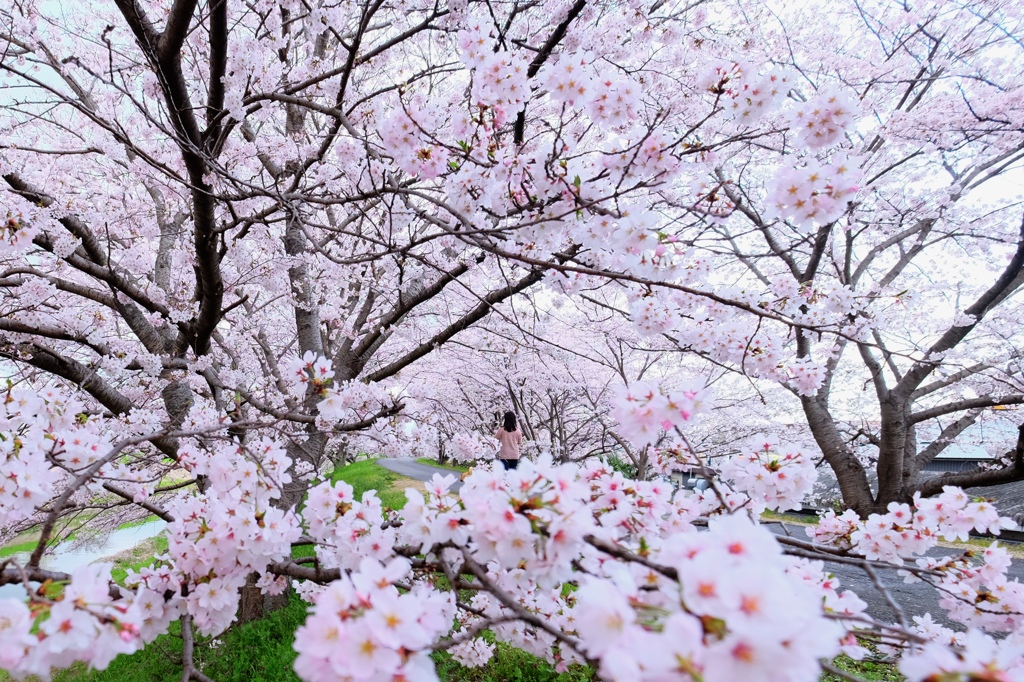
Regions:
[[377, 458, 464, 492], [374, 458, 1024, 628]]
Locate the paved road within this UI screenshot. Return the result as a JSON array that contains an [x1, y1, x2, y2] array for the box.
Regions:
[[375, 459, 1024, 627], [768, 522, 1024, 628], [377, 458, 463, 492]]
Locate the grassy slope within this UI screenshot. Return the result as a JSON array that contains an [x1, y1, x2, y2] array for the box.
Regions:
[[1, 516, 162, 558], [415, 458, 472, 473], [0, 539, 39, 557], [331, 458, 409, 509]]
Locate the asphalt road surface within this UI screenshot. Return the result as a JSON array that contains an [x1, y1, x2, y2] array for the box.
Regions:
[[376, 458, 1023, 627], [767, 522, 1024, 628], [377, 458, 463, 492]]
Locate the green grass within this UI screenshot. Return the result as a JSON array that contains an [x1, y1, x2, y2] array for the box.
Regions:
[[821, 654, 903, 681], [14, 590, 311, 682], [761, 509, 820, 525], [116, 515, 160, 530], [109, 535, 169, 586], [0, 539, 39, 558], [416, 457, 472, 473], [432, 631, 594, 682], [330, 458, 410, 509]]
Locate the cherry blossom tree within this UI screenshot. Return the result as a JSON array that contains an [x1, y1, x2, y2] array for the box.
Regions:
[[593, 0, 1024, 515], [3, 0, 1024, 681], [407, 295, 706, 471]]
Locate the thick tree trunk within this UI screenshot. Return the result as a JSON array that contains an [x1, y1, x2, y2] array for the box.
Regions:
[[236, 428, 327, 622], [237, 573, 265, 625], [875, 394, 910, 508], [237, 572, 291, 625], [801, 395, 877, 516]]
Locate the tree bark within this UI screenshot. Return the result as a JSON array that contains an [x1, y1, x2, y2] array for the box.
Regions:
[[801, 395, 877, 515]]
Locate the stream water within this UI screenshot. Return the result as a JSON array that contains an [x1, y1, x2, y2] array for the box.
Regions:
[[0, 520, 166, 600]]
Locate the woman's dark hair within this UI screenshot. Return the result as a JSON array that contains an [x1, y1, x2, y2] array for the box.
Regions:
[[503, 411, 517, 432]]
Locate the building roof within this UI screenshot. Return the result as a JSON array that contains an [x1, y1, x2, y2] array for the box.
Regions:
[[968, 480, 1024, 527]]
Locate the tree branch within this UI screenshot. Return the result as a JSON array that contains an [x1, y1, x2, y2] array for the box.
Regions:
[[159, 0, 199, 63], [512, 0, 587, 144], [913, 424, 1024, 497], [911, 394, 1024, 423]]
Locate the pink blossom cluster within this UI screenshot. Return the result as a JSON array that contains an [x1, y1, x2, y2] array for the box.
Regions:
[[609, 380, 710, 446], [577, 207, 677, 275], [765, 154, 862, 232], [303, 479, 397, 570], [789, 89, 859, 149], [458, 25, 529, 115], [373, 418, 444, 461], [808, 488, 1005, 565], [646, 443, 700, 476], [5, 429, 1017, 682], [0, 387, 80, 526], [804, 488, 1024, 635], [699, 61, 793, 126], [448, 638, 495, 668], [378, 102, 450, 179], [899, 627, 1024, 682], [784, 558, 870, 658], [693, 485, 754, 518], [282, 351, 335, 396], [805, 508, 861, 551], [449, 431, 499, 462], [1, 207, 41, 256], [852, 490, 1001, 563], [689, 177, 736, 223], [919, 541, 1024, 633], [398, 473, 477, 556], [121, 566, 189, 643], [292, 558, 455, 682], [0, 564, 143, 679], [317, 380, 389, 425], [767, 277, 860, 323], [658, 281, 860, 396], [719, 436, 817, 512], [599, 131, 681, 192], [461, 573, 583, 670], [588, 72, 641, 127], [540, 53, 594, 108], [291, 456, 1024, 681], [629, 294, 677, 336], [670, 309, 789, 386], [785, 356, 828, 396], [574, 514, 843, 681], [387, 460, 706, 671], [5, 401, 1024, 682], [142, 439, 301, 635]]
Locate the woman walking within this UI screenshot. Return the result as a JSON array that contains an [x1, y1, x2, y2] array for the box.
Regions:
[[494, 411, 523, 470]]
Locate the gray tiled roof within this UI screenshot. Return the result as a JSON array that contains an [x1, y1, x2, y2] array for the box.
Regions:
[[968, 480, 1024, 525]]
